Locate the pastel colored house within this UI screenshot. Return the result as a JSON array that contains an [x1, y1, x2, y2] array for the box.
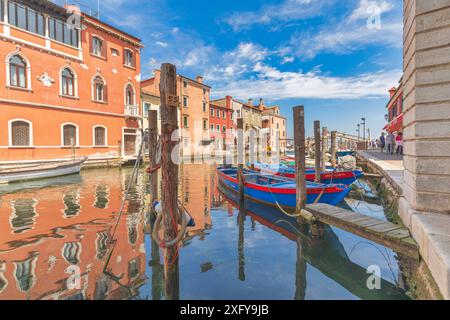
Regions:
[[384, 78, 404, 135], [0, 0, 143, 165]]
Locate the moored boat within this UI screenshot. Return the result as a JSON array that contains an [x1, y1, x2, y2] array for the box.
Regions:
[[217, 167, 351, 209], [252, 162, 364, 185], [0, 158, 87, 184]]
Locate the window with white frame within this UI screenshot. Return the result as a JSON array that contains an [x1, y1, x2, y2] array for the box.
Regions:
[[124, 49, 135, 67], [9, 54, 27, 88], [92, 36, 103, 57], [9, 120, 32, 147], [183, 96, 188, 108], [94, 126, 107, 147], [62, 124, 77, 147], [61, 67, 75, 96], [125, 84, 135, 105], [93, 75, 106, 102]]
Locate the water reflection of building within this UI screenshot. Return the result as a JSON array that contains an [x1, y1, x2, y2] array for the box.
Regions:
[[179, 164, 213, 233], [0, 169, 147, 300]]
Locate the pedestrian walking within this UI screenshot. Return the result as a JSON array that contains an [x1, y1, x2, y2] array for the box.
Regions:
[[379, 133, 386, 153], [386, 132, 395, 155], [396, 132, 404, 156]]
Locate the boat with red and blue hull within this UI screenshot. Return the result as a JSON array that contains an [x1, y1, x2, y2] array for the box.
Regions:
[[217, 167, 351, 210], [252, 163, 364, 185]]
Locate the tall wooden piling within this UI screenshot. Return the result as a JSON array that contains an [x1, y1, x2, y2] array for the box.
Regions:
[[321, 127, 328, 170], [331, 131, 337, 168], [159, 63, 180, 300], [294, 106, 306, 223], [314, 121, 321, 183], [237, 118, 245, 206], [148, 110, 159, 203]]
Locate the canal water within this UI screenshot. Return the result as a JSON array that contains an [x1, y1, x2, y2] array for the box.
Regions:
[[0, 164, 411, 300]]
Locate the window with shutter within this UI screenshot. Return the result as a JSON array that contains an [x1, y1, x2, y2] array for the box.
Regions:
[[125, 84, 134, 105], [61, 68, 75, 96], [92, 36, 103, 57], [94, 127, 106, 146], [10, 121, 31, 146], [93, 76, 105, 102], [9, 55, 27, 88], [63, 124, 77, 146]]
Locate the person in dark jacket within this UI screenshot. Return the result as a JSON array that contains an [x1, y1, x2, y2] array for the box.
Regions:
[[379, 132, 386, 153]]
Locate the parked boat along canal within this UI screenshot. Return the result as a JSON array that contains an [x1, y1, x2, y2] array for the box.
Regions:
[[0, 164, 413, 300]]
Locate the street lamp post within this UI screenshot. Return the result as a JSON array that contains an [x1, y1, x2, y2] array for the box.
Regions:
[[357, 124, 360, 141], [361, 117, 366, 149]]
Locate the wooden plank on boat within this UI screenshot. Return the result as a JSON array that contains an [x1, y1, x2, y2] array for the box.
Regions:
[[306, 203, 419, 259]]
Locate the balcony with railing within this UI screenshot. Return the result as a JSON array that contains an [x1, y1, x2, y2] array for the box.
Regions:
[[124, 105, 139, 117]]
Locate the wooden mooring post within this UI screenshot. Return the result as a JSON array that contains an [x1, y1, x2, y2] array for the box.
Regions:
[[331, 131, 337, 168], [321, 127, 328, 170], [159, 63, 180, 300], [314, 121, 321, 183], [293, 106, 306, 224], [148, 110, 159, 204], [237, 118, 245, 206]]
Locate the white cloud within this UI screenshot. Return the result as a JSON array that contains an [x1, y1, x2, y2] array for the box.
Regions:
[[291, 21, 402, 59], [213, 62, 402, 100], [349, 0, 395, 21], [156, 41, 168, 47], [224, 0, 328, 31], [281, 56, 295, 64], [284, 0, 401, 59]]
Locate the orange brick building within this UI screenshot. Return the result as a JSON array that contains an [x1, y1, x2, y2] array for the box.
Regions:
[[209, 96, 235, 145], [0, 0, 143, 164]]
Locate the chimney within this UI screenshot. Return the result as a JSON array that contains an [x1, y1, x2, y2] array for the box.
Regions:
[[196, 75, 203, 83], [259, 98, 264, 111], [248, 99, 253, 107], [226, 95, 232, 109], [389, 87, 397, 98]]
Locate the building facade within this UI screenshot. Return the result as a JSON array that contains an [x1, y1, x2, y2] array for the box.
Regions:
[[0, 0, 142, 164], [141, 70, 211, 154], [261, 105, 287, 152], [384, 79, 404, 134], [400, 0, 450, 299], [209, 98, 234, 148], [211, 96, 263, 147]]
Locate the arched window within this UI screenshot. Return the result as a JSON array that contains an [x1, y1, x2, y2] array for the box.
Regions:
[[125, 84, 134, 106], [9, 120, 32, 147], [93, 126, 107, 147], [93, 76, 106, 102], [9, 55, 27, 88], [62, 123, 78, 147], [61, 68, 75, 96]]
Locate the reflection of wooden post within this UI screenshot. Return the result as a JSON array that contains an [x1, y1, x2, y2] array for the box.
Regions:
[[237, 118, 245, 206], [70, 138, 76, 161], [160, 63, 179, 300], [322, 127, 328, 170], [331, 131, 337, 168], [118, 140, 122, 167], [149, 213, 164, 300], [238, 207, 245, 281], [314, 121, 321, 183], [294, 106, 306, 224], [295, 237, 307, 300], [148, 110, 159, 203]]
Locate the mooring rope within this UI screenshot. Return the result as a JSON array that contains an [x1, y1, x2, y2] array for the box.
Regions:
[[102, 133, 146, 274]]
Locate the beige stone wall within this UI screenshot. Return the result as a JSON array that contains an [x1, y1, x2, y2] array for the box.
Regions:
[[403, 0, 450, 214]]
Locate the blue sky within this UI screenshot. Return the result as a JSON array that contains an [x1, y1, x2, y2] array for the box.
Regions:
[[80, 0, 403, 138]]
